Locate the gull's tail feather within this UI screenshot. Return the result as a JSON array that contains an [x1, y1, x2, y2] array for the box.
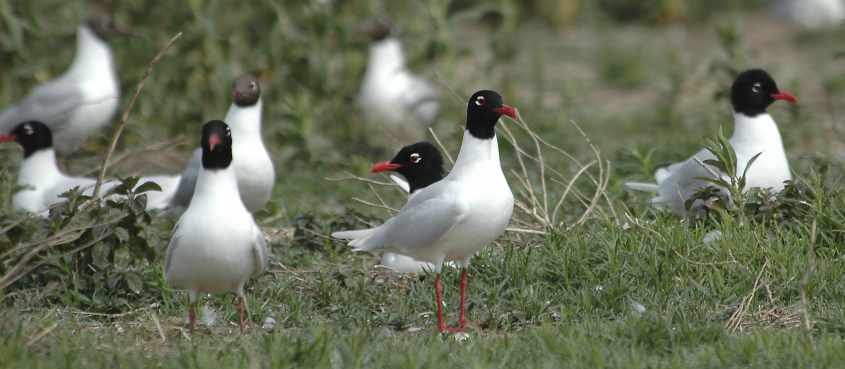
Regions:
[[624, 181, 659, 193], [332, 229, 375, 240], [654, 167, 672, 183], [333, 228, 385, 252]]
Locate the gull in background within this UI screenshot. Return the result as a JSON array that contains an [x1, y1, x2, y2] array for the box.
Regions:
[[772, 0, 844, 29], [358, 18, 440, 147], [1, 121, 178, 215], [170, 74, 275, 213], [370, 141, 446, 273], [625, 69, 797, 215], [0, 15, 121, 153]]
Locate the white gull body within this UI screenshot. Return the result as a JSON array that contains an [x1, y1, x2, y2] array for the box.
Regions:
[[625, 112, 791, 215], [359, 37, 439, 135], [12, 148, 181, 215], [334, 130, 514, 270], [0, 25, 119, 153], [773, 0, 844, 29], [379, 174, 435, 273], [165, 160, 268, 302], [171, 99, 275, 213]]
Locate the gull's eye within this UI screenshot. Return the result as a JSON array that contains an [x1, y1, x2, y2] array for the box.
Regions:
[[751, 82, 762, 94], [23, 125, 33, 135], [474, 95, 486, 106], [249, 81, 256, 90], [226, 128, 231, 136], [410, 153, 421, 163]]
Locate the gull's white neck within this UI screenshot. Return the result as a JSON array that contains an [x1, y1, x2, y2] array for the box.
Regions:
[[730, 112, 784, 146], [17, 149, 63, 187], [67, 25, 115, 78], [193, 166, 240, 204], [226, 99, 263, 137], [450, 130, 501, 176], [367, 38, 405, 77]]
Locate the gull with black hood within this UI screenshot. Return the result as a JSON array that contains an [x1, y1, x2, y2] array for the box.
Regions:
[[625, 68, 797, 215]]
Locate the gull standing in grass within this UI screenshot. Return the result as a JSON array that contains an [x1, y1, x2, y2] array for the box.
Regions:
[[165, 120, 268, 334], [370, 141, 446, 273], [625, 69, 797, 215], [334, 90, 517, 333], [1, 121, 177, 215], [358, 18, 439, 146], [772, 0, 844, 29], [0, 15, 121, 154], [170, 74, 275, 213]]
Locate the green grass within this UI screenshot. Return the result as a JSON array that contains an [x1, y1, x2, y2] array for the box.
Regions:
[[3, 0, 845, 367]]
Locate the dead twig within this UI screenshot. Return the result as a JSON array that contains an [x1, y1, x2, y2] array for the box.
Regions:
[[93, 32, 183, 197], [726, 259, 768, 333], [25, 322, 58, 347], [70, 303, 159, 319], [83, 136, 186, 176], [325, 172, 396, 187], [151, 311, 167, 343], [428, 127, 454, 165]]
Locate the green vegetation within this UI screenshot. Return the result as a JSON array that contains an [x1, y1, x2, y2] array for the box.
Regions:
[[2, 0, 845, 367]]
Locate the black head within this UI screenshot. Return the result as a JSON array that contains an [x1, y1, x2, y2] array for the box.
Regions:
[[2, 121, 53, 158], [364, 17, 393, 42], [200, 120, 233, 170], [730, 69, 797, 117], [232, 74, 261, 107], [371, 142, 445, 193], [465, 90, 517, 139], [84, 12, 118, 41]]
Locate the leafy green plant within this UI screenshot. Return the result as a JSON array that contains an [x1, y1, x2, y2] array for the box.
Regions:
[[0, 177, 171, 312], [685, 128, 760, 217]]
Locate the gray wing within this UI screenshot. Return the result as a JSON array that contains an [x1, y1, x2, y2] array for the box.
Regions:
[[654, 148, 724, 211], [169, 148, 202, 209], [402, 75, 439, 126], [251, 224, 269, 275], [0, 79, 85, 133], [164, 219, 185, 276], [348, 193, 466, 253]]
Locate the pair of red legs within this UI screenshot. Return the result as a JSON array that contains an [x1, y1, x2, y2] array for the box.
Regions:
[[188, 296, 248, 334], [434, 269, 468, 334]]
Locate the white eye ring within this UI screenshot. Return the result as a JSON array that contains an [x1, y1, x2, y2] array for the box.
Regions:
[[23, 125, 33, 135], [410, 153, 421, 163], [474, 96, 486, 106], [249, 81, 256, 90], [751, 83, 761, 93]]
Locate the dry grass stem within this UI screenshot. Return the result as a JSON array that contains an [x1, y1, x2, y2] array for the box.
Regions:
[[83, 136, 186, 176], [726, 259, 768, 333]]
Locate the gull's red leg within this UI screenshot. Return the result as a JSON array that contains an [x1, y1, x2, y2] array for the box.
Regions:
[[237, 296, 247, 334], [189, 302, 197, 334], [444, 268, 468, 333], [458, 268, 468, 329], [435, 273, 446, 333]]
